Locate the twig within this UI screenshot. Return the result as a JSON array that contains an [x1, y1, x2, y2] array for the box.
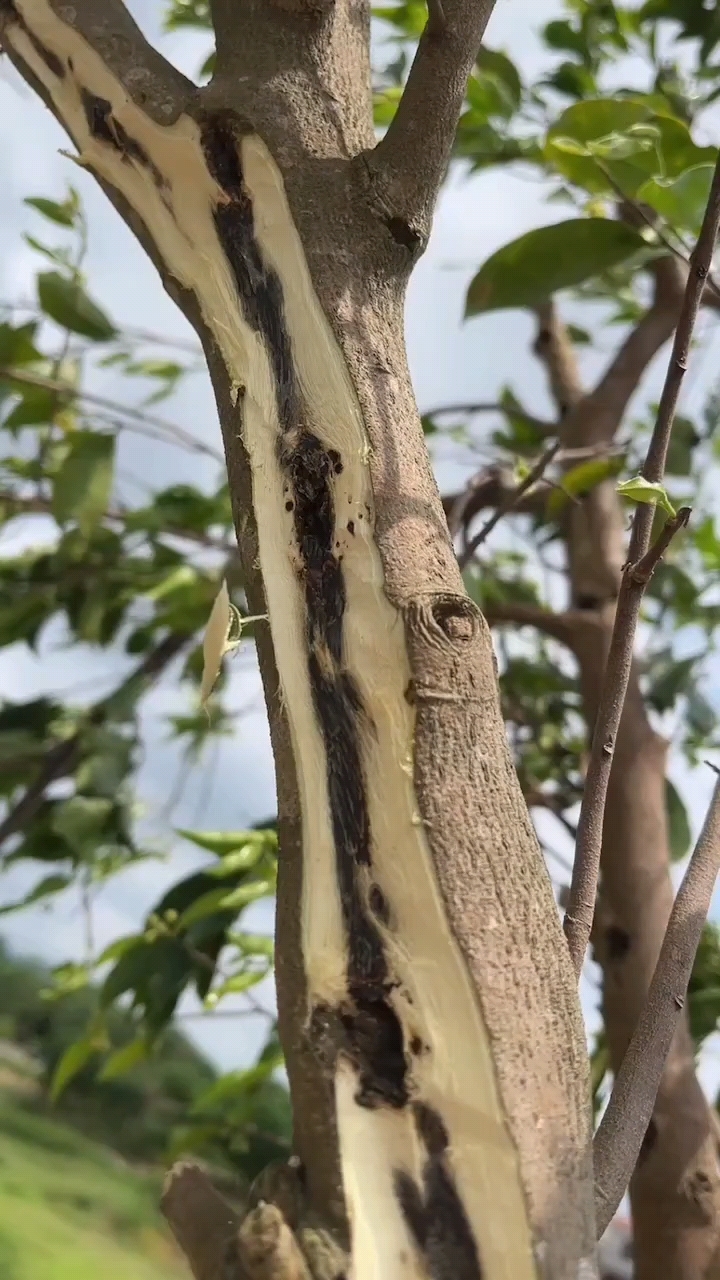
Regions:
[[370, 0, 499, 231], [563, 150, 720, 981], [162, 1162, 242, 1280], [0, 365, 224, 464], [593, 776, 720, 1237], [0, 632, 187, 851], [422, 400, 553, 433], [458, 440, 560, 569]]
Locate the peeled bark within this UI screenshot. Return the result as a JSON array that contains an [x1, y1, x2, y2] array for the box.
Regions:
[[0, 2, 597, 1277]]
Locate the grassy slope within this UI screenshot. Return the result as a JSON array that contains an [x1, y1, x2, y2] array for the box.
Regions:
[[0, 1091, 188, 1280]]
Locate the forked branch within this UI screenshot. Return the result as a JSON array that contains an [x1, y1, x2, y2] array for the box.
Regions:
[[592, 777, 720, 1237], [563, 151, 720, 980], [371, 0, 498, 232]]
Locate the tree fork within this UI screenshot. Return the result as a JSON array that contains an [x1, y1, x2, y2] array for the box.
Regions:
[[0, 2, 595, 1276]]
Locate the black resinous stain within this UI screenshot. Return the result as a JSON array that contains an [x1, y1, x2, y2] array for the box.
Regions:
[[80, 91, 166, 188], [200, 114, 408, 1110], [394, 1104, 484, 1280]]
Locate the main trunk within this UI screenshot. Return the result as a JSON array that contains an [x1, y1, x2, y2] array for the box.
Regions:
[[0, 1, 597, 1277], [569, 488, 720, 1280]]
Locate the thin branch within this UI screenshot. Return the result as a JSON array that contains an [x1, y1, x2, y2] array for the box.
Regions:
[[483, 601, 601, 649], [563, 151, 720, 981], [593, 777, 720, 1238], [0, 489, 235, 555], [369, 3, 498, 233], [458, 440, 559, 568], [0, 632, 187, 850], [0, 366, 224, 463], [422, 400, 553, 434]]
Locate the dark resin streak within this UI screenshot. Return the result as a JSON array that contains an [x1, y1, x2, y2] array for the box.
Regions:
[[80, 91, 166, 190], [394, 1104, 483, 1280], [201, 115, 408, 1108]]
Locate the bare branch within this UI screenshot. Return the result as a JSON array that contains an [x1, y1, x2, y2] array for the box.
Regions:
[[593, 777, 720, 1237], [563, 151, 720, 980], [533, 301, 585, 418], [561, 255, 687, 450], [443, 465, 546, 535], [458, 440, 560, 568], [0, 0, 193, 129], [161, 1161, 242, 1280], [369, 3, 498, 235], [483, 602, 602, 649], [422, 400, 553, 434], [0, 366, 224, 463], [0, 632, 187, 850]]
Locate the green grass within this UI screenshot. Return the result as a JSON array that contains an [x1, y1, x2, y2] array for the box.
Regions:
[[0, 1091, 188, 1280]]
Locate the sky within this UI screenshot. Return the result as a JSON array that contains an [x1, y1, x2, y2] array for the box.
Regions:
[[0, 0, 720, 1093]]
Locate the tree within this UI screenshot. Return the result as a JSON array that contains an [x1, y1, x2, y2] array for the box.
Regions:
[[1, 2, 720, 1280]]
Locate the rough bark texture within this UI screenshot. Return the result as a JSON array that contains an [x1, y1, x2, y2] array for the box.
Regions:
[[0, 2, 596, 1278], [538, 286, 720, 1280]]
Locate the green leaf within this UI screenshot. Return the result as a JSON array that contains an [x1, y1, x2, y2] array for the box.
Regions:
[[178, 879, 275, 929], [37, 271, 116, 341], [616, 475, 676, 517], [99, 1037, 149, 1080], [0, 873, 72, 916], [51, 795, 113, 858], [206, 969, 269, 1004], [476, 45, 522, 110], [666, 779, 691, 862], [52, 430, 115, 534], [24, 195, 77, 227], [637, 164, 715, 235], [465, 219, 645, 316], [177, 828, 277, 858], [50, 1032, 104, 1102], [547, 456, 625, 518]]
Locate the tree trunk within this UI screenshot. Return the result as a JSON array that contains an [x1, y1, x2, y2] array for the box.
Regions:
[[0, 1, 597, 1277]]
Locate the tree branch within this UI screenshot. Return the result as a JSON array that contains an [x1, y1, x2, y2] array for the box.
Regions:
[[533, 301, 585, 418], [0, 631, 187, 850], [592, 776, 720, 1238], [457, 440, 559, 568], [369, 1, 498, 236], [561, 255, 687, 450], [483, 602, 603, 649], [161, 1161, 242, 1280], [0, 0, 193, 130], [0, 366, 224, 463], [563, 151, 720, 981]]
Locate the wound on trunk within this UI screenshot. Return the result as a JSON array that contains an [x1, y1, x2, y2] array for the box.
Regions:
[[201, 111, 409, 1110]]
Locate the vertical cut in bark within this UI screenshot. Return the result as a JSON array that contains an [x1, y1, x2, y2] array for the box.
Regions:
[[1, 3, 595, 1276]]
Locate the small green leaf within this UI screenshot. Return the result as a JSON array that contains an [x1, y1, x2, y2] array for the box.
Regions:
[[178, 879, 275, 929], [205, 969, 269, 1004], [37, 271, 116, 341], [50, 1033, 103, 1101], [99, 1037, 149, 1080], [0, 873, 71, 916], [637, 164, 715, 235], [52, 430, 115, 534], [465, 219, 645, 316], [616, 475, 676, 517], [547, 456, 625, 518], [24, 196, 77, 227], [666, 779, 691, 862], [177, 828, 276, 858]]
